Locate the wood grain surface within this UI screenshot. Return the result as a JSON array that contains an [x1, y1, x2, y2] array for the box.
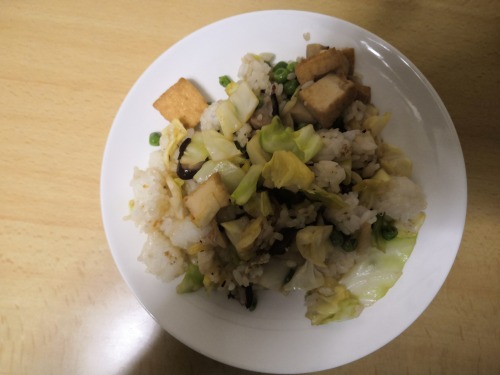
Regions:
[[1, 1, 499, 374]]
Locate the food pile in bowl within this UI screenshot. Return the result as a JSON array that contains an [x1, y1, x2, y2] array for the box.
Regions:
[[126, 43, 427, 325]]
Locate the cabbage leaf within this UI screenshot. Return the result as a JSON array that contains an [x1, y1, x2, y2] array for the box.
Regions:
[[202, 129, 241, 161], [259, 259, 292, 290], [231, 164, 263, 206], [179, 131, 209, 168], [259, 117, 322, 162], [363, 112, 391, 137], [161, 119, 187, 165], [283, 260, 325, 292], [229, 81, 259, 123], [340, 234, 418, 306], [303, 184, 348, 210], [246, 131, 271, 165], [295, 226, 334, 267], [260, 116, 302, 158], [379, 143, 413, 177], [193, 160, 245, 193], [353, 168, 391, 208], [216, 100, 243, 138], [221, 216, 263, 260], [176, 263, 204, 293], [243, 191, 273, 218], [305, 278, 363, 325], [261, 150, 314, 192], [293, 124, 323, 162]]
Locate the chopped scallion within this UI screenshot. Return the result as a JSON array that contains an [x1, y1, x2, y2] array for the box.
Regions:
[[219, 75, 232, 87]]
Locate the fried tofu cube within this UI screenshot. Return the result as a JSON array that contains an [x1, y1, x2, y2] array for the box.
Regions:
[[340, 48, 355, 76], [153, 78, 208, 128], [299, 74, 356, 128], [306, 43, 329, 58], [295, 48, 350, 84], [184, 174, 230, 227], [355, 83, 371, 104], [289, 100, 317, 124]]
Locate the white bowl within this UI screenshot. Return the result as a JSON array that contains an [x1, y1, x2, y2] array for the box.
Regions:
[[100, 10, 467, 374]]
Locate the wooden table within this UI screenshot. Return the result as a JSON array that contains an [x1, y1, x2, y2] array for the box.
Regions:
[[1, 1, 499, 374]]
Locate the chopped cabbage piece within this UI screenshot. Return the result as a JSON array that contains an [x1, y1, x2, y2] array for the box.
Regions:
[[340, 235, 417, 306], [283, 260, 325, 292], [229, 81, 259, 122], [161, 119, 187, 165], [260, 116, 303, 158], [216, 100, 243, 138], [293, 124, 323, 162], [259, 259, 292, 290], [165, 174, 186, 219], [353, 168, 391, 208], [193, 160, 245, 193], [303, 184, 348, 210], [176, 263, 204, 293], [179, 132, 209, 169], [246, 131, 271, 165], [339, 159, 352, 185], [295, 226, 334, 267], [259, 117, 322, 162], [221, 216, 263, 260], [243, 191, 273, 218], [379, 143, 413, 177], [202, 129, 241, 161], [305, 278, 362, 325], [363, 112, 391, 137], [261, 150, 314, 192], [231, 164, 263, 206]]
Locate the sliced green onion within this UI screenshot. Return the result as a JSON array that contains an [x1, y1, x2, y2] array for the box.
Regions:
[[219, 75, 232, 87]]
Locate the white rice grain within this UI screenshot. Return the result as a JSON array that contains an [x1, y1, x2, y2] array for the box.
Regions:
[[138, 231, 186, 282]]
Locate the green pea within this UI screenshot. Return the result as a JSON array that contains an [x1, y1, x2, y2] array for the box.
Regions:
[[342, 236, 358, 252], [330, 230, 344, 247], [286, 61, 297, 73], [273, 67, 288, 83], [272, 61, 288, 72], [149, 131, 161, 146], [381, 225, 398, 240], [283, 79, 299, 97]]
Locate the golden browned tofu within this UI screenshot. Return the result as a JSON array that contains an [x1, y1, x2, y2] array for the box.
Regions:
[[299, 74, 356, 128], [184, 173, 230, 227], [153, 78, 208, 128], [340, 48, 355, 76], [289, 100, 317, 124], [306, 43, 328, 58], [295, 48, 349, 84], [355, 83, 371, 104]]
